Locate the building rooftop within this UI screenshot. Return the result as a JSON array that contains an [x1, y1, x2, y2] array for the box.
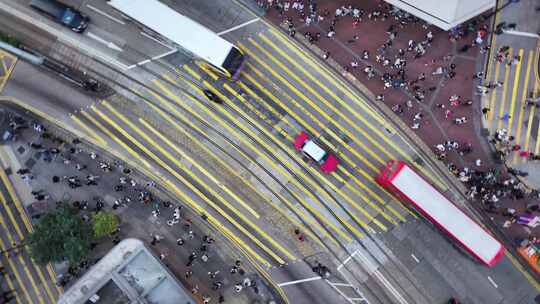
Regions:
[[57, 238, 195, 304]]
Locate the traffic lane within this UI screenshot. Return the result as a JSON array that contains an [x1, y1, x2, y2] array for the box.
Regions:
[[2, 60, 95, 116], [77, 0, 171, 65], [378, 219, 538, 304], [269, 263, 350, 304], [169, 0, 259, 34]]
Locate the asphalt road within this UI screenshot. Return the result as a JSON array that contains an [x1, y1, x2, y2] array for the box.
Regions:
[[0, 0, 538, 303]]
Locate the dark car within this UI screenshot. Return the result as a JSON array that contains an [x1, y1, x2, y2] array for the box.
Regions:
[[203, 89, 224, 104], [30, 0, 89, 33]]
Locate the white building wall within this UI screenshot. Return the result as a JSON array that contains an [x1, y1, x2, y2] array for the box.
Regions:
[[384, 0, 495, 30]]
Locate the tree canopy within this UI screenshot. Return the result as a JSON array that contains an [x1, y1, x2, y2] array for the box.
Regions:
[[28, 205, 93, 266], [92, 211, 119, 239]]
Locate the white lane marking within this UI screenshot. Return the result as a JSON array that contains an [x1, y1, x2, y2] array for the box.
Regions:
[[355, 250, 408, 304], [502, 30, 540, 38], [86, 32, 123, 51], [411, 254, 420, 263], [217, 18, 260, 36], [277, 276, 322, 287], [337, 249, 359, 271], [487, 276, 498, 288], [86, 4, 125, 25], [126, 49, 178, 69], [329, 282, 354, 287], [140, 31, 174, 49]]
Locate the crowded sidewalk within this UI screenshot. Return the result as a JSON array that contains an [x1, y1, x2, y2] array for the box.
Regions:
[[259, 0, 540, 272]]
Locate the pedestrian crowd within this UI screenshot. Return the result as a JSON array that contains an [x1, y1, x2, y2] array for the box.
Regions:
[[261, 0, 540, 241], [5, 114, 269, 302]]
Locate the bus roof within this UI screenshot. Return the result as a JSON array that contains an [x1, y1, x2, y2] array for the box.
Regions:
[[108, 0, 235, 67], [389, 162, 504, 266]]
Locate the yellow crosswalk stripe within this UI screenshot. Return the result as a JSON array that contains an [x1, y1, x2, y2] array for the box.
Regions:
[[488, 62, 501, 124], [152, 78, 345, 244], [244, 39, 387, 167], [200, 81, 371, 236], [227, 80, 396, 226], [70, 114, 108, 146], [266, 29, 446, 189], [0, 192, 40, 303], [525, 76, 540, 158], [183, 65, 201, 81], [157, 78, 353, 242], [80, 111, 154, 171], [496, 49, 514, 131], [75, 112, 274, 269], [0, 230, 31, 303], [507, 49, 525, 136], [140, 96, 328, 249], [139, 118, 261, 219], [244, 54, 411, 221], [197, 62, 219, 81], [223, 84, 276, 128], [512, 50, 534, 163], [0, 147, 61, 299], [0, 167, 57, 302], [0, 260, 20, 304], [237, 80, 284, 120], [99, 101, 292, 264]]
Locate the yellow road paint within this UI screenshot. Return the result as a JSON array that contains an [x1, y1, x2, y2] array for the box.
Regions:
[[151, 79, 344, 245], [488, 62, 501, 124], [506, 49, 525, 136], [0, 168, 57, 302], [0, 221, 32, 304], [0, 260, 20, 304], [143, 99, 327, 249], [200, 80, 369, 237], [159, 78, 352, 243], [166, 178, 272, 268], [244, 56, 411, 221], [525, 79, 539, 158], [237, 80, 284, 120], [80, 111, 154, 171], [139, 118, 261, 219], [143, 88, 334, 249], [99, 102, 293, 263], [182, 65, 202, 81], [265, 29, 445, 189], [512, 50, 533, 163], [0, 192, 42, 303], [70, 114, 108, 146], [496, 49, 514, 131], [224, 84, 276, 128], [244, 39, 387, 167], [505, 251, 540, 291], [0, 51, 17, 92], [196, 62, 219, 81], [82, 101, 275, 268]]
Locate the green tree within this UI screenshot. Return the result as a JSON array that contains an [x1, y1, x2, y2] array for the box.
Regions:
[[28, 205, 93, 266], [92, 211, 119, 239]]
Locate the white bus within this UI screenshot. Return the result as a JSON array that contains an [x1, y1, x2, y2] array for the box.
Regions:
[[377, 160, 505, 267], [108, 0, 245, 79]]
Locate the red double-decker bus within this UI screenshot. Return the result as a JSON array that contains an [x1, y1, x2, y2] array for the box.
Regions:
[[376, 160, 505, 267]]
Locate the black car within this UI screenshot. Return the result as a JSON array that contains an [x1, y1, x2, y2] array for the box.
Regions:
[[203, 89, 224, 104], [30, 0, 89, 33]]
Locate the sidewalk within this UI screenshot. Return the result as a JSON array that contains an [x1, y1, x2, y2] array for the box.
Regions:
[[261, 0, 540, 271], [0, 108, 280, 303]]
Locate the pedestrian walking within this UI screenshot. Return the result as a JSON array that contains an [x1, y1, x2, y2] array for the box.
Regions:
[[500, 114, 511, 122]]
